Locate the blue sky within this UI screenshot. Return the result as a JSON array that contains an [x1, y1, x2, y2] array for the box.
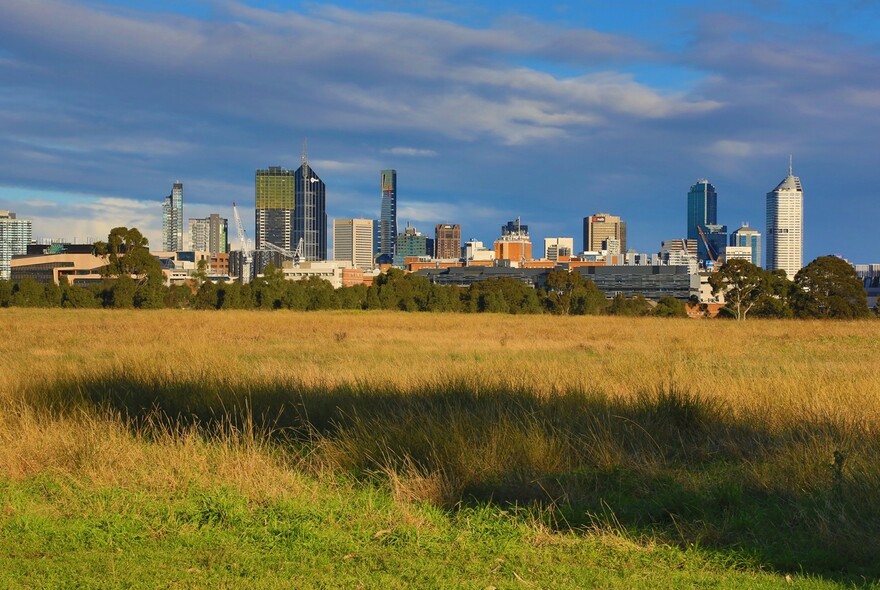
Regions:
[[1, 0, 878, 263]]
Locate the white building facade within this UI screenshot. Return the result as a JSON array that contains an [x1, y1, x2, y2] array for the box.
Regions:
[[0, 211, 32, 281], [766, 163, 803, 279], [333, 218, 374, 270]]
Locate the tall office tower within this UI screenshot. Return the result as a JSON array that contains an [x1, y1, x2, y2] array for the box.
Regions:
[[730, 223, 762, 267], [188, 214, 229, 255], [162, 181, 184, 252], [766, 160, 803, 279], [583, 213, 626, 254], [293, 146, 327, 261], [687, 179, 717, 263], [255, 166, 295, 251], [0, 210, 32, 281], [333, 218, 374, 270], [434, 223, 461, 259], [379, 169, 397, 260], [544, 237, 574, 261]]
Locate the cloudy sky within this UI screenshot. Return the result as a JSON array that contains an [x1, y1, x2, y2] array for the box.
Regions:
[[1, 0, 878, 263]]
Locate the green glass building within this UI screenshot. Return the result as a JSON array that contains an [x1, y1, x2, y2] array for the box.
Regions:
[[255, 166, 295, 252]]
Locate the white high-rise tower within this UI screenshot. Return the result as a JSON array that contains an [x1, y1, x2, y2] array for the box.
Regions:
[[766, 158, 803, 279]]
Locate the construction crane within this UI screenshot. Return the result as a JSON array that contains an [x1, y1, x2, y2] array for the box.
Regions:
[[262, 238, 303, 266], [232, 202, 253, 283]]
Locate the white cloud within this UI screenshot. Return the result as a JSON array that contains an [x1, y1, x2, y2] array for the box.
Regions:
[[384, 147, 438, 157]]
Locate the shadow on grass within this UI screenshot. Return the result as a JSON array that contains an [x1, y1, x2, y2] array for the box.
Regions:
[[22, 375, 880, 584]]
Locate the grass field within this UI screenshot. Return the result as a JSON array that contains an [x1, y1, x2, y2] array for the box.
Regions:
[[2, 309, 880, 588]]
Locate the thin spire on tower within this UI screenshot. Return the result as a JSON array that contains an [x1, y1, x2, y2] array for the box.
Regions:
[[301, 138, 308, 167], [788, 154, 793, 176]]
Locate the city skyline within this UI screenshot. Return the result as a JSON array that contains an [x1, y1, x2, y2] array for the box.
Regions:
[[0, 1, 878, 263]]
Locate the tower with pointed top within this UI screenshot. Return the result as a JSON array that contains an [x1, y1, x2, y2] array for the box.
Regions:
[[293, 142, 327, 261], [162, 181, 184, 252], [765, 159, 803, 279], [379, 169, 397, 262]]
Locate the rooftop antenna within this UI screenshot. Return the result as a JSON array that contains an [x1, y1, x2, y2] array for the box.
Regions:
[[788, 154, 793, 176]]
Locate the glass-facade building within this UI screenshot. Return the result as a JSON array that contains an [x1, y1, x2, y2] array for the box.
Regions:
[[687, 179, 718, 263], [293, 159, 327, 261], [255, 166, 295, 253], [394, 225, 433, 267], [730, 224, 762, 267], [162, 182, 184, 252], [703, 223, 728, 265], [379, 169, 397, 260]]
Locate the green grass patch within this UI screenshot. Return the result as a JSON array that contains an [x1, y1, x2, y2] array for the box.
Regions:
[[0, 475, 858, 589]]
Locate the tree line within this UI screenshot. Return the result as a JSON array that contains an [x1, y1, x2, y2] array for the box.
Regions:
[[0, 227, 873, 318]]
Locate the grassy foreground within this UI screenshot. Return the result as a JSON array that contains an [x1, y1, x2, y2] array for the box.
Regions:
[[2, 309, 880, 588]]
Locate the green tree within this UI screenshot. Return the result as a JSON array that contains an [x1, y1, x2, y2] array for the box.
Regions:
[[709, 259, 771, 321], [94, 227, 165, 308], [94, 227, 162, 283], [541, 270, 607, 315], [0, 280, 11, 307], [336, 284, 368, 310], [107, 276, 137, 308], [751, 269, 794, 319], [251, 264, 287, 309], [164, 284, 194, 309], [216, 281, 249, 309], [654, 295, 688, 317], [193, 281, 219, 310], [305, 277, 337, 310], [61, 280, 101, 308], [792, 256, 870, 319], [10, 279, 49, 307], [465, 277, 541, 314], [607, 293, 652, 316], [424, 283, 462, 312]]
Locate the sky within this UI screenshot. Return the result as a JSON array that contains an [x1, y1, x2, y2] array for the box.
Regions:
[[1, 0, 879, 263]]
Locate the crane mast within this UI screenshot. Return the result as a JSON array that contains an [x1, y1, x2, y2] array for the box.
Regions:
[[232, 201, 253, 283]]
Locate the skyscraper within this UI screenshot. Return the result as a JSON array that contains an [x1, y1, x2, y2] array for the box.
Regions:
[[0, 210, 32, 281], [583, 213, 626, 254], [255, 166, 295, 252], [766, 161, 803, 279], [379, 169, 397, 261], [434, 223, 461, 259], [188, 214, 229, 255], [293, 146, 327, 261], [333, 218, 373, 270], [687, 179, 717, 263], [162, 182, 184, 252], [730, 223, 762, 268]]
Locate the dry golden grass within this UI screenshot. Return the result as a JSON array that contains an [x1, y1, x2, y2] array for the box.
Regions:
[[3, 308, 878, 424]]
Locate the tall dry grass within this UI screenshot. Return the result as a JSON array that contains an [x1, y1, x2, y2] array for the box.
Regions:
[[3, 308, 877, 423]]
